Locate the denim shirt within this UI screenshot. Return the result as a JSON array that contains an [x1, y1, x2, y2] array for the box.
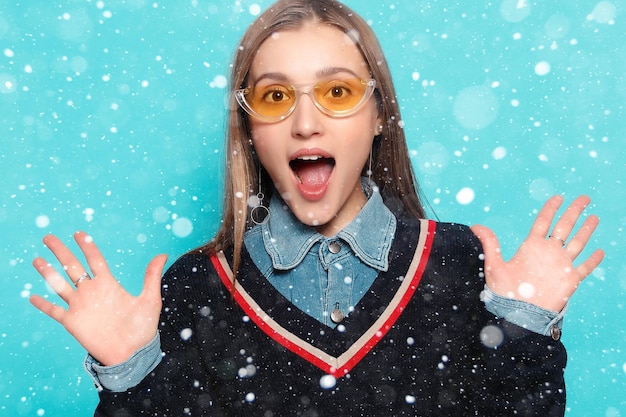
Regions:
[[84, 180, 565, 392], [243, 180, 395, 327]]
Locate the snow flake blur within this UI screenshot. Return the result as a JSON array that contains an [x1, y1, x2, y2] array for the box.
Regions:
[[2, 0, 623, 415]]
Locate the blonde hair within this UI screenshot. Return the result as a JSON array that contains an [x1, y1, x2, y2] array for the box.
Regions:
[[195, 0, 427, 276]]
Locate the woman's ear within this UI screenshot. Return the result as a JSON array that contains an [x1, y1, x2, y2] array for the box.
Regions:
[[374, 119, 383, 136]]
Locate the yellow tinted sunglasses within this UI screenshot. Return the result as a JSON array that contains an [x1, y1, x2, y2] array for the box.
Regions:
[[235, 78, 376, 123]]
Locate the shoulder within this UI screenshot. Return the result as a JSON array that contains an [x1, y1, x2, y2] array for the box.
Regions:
[[164, 252, 215, 277], [396, 216, 481, 253], [433, 221, 482, 251], [161, 251, 229, 290], [396, 217, 484, 285], [159, 250, 236, 309]]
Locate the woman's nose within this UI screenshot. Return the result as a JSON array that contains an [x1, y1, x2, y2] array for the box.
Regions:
[[290, 92, 324, 139]]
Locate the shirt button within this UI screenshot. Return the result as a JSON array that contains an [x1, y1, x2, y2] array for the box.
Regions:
[[328, 241, 341, 254], [550, 325, 561, 341], [331, 308, 345, 324]]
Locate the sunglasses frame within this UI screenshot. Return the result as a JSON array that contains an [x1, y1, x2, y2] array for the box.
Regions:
[[234, 78, 376, 123]]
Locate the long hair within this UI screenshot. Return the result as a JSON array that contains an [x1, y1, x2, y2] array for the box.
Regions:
[[195, 0, 427, 276]]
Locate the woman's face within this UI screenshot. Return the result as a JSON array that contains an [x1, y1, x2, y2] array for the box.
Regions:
[[248, 22, 380, 236]]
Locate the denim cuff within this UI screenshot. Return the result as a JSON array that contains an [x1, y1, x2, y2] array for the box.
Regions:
[[83, 332, 162, 392], [481, 285, 568, 337]]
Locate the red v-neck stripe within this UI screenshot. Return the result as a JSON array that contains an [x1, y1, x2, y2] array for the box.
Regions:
[[211, 219, 436, 377]]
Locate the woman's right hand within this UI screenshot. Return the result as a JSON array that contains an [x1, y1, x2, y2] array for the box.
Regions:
[[30, 231, 167, 366]]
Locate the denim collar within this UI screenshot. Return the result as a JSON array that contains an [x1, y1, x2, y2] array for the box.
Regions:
[[258, 178, 396, 271]]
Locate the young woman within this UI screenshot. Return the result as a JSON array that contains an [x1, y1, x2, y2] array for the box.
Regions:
[[31, 1, 604, 415]]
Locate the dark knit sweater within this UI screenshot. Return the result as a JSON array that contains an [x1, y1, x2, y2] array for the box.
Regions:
[[95, 218, 566, 416]]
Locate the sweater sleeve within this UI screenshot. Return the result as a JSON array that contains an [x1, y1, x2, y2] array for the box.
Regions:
[[92, 254, 225, 417], [460, 226, 567, 416]]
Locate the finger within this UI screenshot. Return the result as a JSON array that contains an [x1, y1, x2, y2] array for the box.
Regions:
[[42, 234, 88, 282], [550, 195, 592, 243], [470, 225, 504, 271], [73, 231, 111, 278], [30, 294, 68, 324], [565, 214, 600, 258], [141, 254, 168, 305], [529, 195, 564, 238], [32, 257, 74, 303], [575, 249, 605, 281]]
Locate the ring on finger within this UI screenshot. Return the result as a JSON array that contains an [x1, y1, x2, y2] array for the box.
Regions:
[[74, 272, 92, 286], [548, 235, 566, 247]]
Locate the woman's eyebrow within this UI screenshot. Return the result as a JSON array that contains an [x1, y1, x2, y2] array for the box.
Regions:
[[252, 67, 363, 85], [316, 66, 361, 78], [252, 72, 290, 85]]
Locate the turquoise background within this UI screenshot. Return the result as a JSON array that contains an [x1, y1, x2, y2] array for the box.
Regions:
[[1, 0, 624, 415]]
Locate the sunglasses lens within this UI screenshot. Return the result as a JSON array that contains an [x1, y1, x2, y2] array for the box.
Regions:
[[245, 85, 296, 118], [314, 78, 368, 113]]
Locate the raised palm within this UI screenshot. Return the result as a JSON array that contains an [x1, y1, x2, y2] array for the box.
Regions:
[[30, 232, 167, 366], [471, 195, 605, 312]]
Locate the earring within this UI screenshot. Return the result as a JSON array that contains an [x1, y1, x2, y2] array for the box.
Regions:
[[250, 166, 270, 225], [375, 124, 384, 136], [365, 148, 374, 198]]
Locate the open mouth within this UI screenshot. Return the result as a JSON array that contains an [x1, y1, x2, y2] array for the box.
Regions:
[[289, 155, 335, 199]]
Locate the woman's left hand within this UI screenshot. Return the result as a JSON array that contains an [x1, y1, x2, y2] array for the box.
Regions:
[[471, 195, 605, 312]]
